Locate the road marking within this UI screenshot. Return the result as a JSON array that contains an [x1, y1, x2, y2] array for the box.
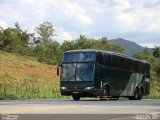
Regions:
[[0, 105, 78, 114]]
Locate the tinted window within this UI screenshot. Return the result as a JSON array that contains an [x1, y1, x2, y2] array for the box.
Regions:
[[61, 63, 94, 81], [96, 53, 103, 64], [112, 56, 119, 68], [104, 54, 112, 67], [63, 53, 95, 62], [76, 63, 94, 81]]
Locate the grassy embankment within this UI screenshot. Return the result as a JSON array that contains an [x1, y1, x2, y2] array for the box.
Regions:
[[0, 50, 159, 99], [149, 76, 160, 99], [0, 51, 61, 99]]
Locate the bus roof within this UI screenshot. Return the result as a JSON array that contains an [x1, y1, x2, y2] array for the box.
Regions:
[[65, 49, 149, 64]]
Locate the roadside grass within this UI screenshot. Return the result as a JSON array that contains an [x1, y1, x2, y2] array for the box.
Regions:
[[0, 50, 159, 99], [0, 51, 64, 100], [147, 76, 160, 99]]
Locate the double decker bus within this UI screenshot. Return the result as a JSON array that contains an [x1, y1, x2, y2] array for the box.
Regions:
[[57, 49, 150, 100]]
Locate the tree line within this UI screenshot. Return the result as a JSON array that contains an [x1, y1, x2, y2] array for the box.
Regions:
[[0, 21, 125, 65], [0, 21, 160, 98]]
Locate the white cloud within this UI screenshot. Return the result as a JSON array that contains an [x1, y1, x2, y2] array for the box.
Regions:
[[115, 13, 140, 31], [0, 20, 7, 29], [139, 43, 159, 48], [19, 0, 34, 4], [0, 3, 28, 22], [0, 0, 160, 47], [111, 0, 160, 34], [55, 27, 72, 42], [52, 0, 94, 25], [114, 0, 131, 10]]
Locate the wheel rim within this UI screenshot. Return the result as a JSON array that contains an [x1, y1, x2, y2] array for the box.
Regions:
[[103, 87, 108, 96], [134, 88, 139, 100], [139, 89, 143, 100]]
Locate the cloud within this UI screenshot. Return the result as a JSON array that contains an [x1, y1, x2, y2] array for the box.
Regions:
[[139, 43, 160, 48], [55, 27, 72, 42], [113, 0, 160, 33], [0, 20, 7, 29], [51, 0, 94, 25], [0, 0, 160, 47], [0, 3, 28, 22]]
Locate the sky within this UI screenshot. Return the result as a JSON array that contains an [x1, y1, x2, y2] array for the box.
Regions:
[[0, 0, 160, 48]]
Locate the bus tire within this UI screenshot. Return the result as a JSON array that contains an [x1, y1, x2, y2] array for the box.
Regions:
[[134, 87, 139, 100], [128, 96, 134, 100], [100, 86, 109, 100], [128, 87, 139, 100], [72, 95, 80, 101], [138, 88, 143, 100], [103, 86, 109, 96]]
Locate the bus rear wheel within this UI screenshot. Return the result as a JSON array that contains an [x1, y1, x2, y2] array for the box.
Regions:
[[72, 95, 80, 101], [138, 88, 143, 100], [128, 87, 139, 100]]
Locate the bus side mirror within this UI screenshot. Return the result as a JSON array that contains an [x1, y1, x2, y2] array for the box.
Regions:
[[57, 67, 60, 76], [57, 65, 62, 76]]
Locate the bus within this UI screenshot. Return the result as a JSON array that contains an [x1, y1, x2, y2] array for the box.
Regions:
[[57, 49, 150, 100]]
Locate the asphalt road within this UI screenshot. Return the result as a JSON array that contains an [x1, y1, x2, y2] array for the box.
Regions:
[[0, 98, 160, 120]]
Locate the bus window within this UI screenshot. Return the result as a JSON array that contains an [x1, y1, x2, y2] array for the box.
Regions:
[[126, 59, 131, 70], [96, 53, 103, 64], [119, 57, 124, 69], [104, 54, 112, 67], [107, 54, 112, 67], [112, 56, 116, 68], [63, 52, 95, 62], [95, 64, 103, 80]]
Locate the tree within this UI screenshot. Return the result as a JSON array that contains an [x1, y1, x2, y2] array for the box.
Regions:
[[61, 40, 76, 52], [33, 41, 62, 65], [134, 47, 151, 60], [36, 21, 55, 45], [153, 47, 160, 59], [60, 35, 125, 54], [75, 35, 91, 49], [0, 26, 4, 49], [0, 22, 31, 55]]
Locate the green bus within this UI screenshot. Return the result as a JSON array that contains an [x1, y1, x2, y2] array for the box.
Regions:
[[57, 49, 150, 100]]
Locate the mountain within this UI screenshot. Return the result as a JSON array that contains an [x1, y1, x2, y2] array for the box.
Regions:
[[109, 38, 152, 56]]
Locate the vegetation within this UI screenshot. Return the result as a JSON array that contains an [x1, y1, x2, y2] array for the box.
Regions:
[[134, 47, 160, 99], [0, 21, 160, 99], [0, 22, 124, 99], [0, 51, 60, 99], [0, 22, 125, 65]]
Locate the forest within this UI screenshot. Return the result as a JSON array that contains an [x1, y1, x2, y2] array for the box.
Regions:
[[0, 21, 160, 99]]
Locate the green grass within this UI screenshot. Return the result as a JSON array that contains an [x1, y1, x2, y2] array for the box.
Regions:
[[0, 50, 64, 100], [147, 76, 160, 99], [0, 50, 160, 99]]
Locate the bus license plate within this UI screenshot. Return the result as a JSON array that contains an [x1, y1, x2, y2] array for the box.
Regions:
[[73, 92, 79, 94]]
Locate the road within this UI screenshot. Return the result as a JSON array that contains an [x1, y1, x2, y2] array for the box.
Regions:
[[0, 98, 160, 120]]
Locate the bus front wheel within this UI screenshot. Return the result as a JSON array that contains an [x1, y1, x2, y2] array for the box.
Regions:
[[72, 95, 80, 101], [100, 86, 109, 100], [128, 87, 139, 100]]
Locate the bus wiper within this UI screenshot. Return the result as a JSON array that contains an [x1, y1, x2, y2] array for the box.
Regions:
[[76, 74, 84, 81]]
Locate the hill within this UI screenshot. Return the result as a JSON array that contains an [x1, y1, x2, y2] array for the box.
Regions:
[[109, 38, 152, 56], [0, 51, 60, 99]]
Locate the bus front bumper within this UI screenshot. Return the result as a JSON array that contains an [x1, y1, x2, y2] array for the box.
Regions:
[[61, 89, 95, 97]]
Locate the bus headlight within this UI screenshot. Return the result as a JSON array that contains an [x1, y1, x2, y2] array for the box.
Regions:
[[85, 87, 94, 90], [61, 87, 67, 90]]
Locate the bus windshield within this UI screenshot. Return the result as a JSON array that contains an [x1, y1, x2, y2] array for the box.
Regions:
[[61, 63, 94, 81], [63, 52, 95, 62]]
